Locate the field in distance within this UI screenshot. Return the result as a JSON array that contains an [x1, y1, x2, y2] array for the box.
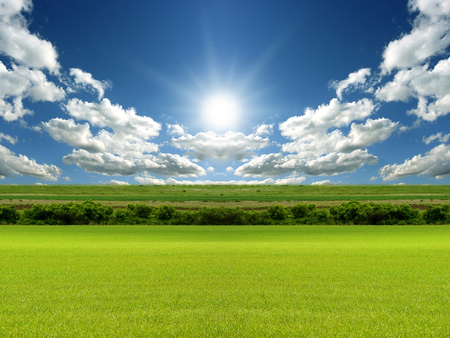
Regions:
[[1, 185, 450, 209]]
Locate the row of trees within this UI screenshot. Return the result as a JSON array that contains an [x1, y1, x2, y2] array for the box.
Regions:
[[1, 200, 450, 225]]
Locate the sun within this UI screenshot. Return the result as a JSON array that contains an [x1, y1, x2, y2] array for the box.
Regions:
[[202, 93, 240, 131]]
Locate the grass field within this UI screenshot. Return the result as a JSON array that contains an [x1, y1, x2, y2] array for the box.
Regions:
[[1, 226, 449, 337], [2, 185, 450, 210]]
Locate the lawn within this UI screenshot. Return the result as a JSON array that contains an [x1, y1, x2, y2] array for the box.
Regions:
[[1, 226, 449, 337]]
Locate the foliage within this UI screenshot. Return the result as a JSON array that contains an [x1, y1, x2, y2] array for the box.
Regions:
[[290, 203, 316, 218], [155, 204, 176, 220], [267, 204, 288, 220], [194, 207, 248, 225], [0, 205, 20, 224], [6, 200, 450, 225], [424, 204, 450, 224]]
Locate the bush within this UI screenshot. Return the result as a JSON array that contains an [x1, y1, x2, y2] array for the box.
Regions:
[[290, 204, 317, 218], [71, 200, 113, 225], [127, 204, 153, 218], [194, 207, 248, 225], [424, 204, 450, 224], [329, 200, 370, 224], [0, 205, 20, 224], [155, 204, 176, 220], [267, 204, 287, 220]]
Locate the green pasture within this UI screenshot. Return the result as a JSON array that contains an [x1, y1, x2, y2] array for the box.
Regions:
[[1, 226, 449, 337], [1, 184, 450, 202]]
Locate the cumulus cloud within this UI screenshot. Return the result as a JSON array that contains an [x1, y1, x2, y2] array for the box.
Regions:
[[62, 150, 206, 177], [335, 118, 399, 153], [0, 61, 65, 121], [331, 68, 371, 100], [0, 0, 60, 73], [134, 176, 306, 185], [235, 150, 378, 178], [311, 180, 336, 185], [43, 118, 106, 153], [376, 58, 450, 121], [381, 0, 450, 74], [379, 143, 450, 180], [171, 130, 271, 161], [167, 124, 185, 136], [255, 124, 273, 135], [64, 98, 161, 140], [300, 150, 378, 176], [280, 98, 376, 141], [70, 68, 110, 100], [234, 153, 296, 177], [105, 180, 130, 185], [0, 144, 61, 181], [43, 118, 159, 156]]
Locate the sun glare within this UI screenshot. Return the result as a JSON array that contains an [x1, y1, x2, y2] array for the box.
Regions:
[[202, 93, 240, 131]]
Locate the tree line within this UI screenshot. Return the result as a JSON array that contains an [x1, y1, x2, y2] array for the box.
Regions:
[[1, 200, 450, 225]]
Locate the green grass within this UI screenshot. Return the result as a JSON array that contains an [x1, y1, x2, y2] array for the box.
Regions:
[[1, 184, 450, 202], [1, 226, 449, 336]]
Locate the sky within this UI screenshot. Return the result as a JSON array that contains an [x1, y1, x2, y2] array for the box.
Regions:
[[1, 0, 450, 186]]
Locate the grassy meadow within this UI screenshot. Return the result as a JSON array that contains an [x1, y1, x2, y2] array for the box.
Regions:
[[1, 184, 450, 204], [1, 225, 449, 337]]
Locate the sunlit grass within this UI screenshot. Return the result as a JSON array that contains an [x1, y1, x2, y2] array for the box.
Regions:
[[1, 226, 449, 336]]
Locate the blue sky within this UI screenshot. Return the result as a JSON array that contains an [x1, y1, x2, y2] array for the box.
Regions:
[[1, 0, 450, 185]]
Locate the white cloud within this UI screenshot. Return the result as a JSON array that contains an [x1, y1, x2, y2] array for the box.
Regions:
[[62, 150, 206, 177], [311, 180, 336, 185], [69, 68, 110, 100], [380, 1, 450, 74], [43, 118, 106, 153], [0, 144, 61, 181], [379, 143, 450, 180], [255, 124, 273, 135], [167, 124, 185, 135], [105, 180, 130, 185], [0, 132, 17, 144], [423, 132, 450, 144], [171, 130, 271, 161], [226, 166, 234, 172], [335, 118, 399, 153], [279, 98, 376, 141], [300, 150, 378, 176], [134, 176, 306, 185], [0, 0, 60, 73], [235, 150, 378, 178], [376, 57, 450, 121], [0, 0, 32, 19], [408, 0, 450, 20], [207, 166, 214, 172], [64, 98, 161, 140], [234, 153, 296, 178], [135, 176, 166, 185], [331, 68, 371, 100], [0, 62, 65, 121], [43, 118, 159, 157]]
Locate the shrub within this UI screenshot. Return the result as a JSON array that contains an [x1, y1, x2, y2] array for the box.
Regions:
[[194, 207, 248, 225], [267, 204, 287, 220], [127, 204, 153, 219], [112, 208, 137, 224], [424, 204, 450, 224], [155, 204, 176, 220], [290, 204, 316, 218], [71, 200, 113, 225], [0, 205, 20, 224]]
